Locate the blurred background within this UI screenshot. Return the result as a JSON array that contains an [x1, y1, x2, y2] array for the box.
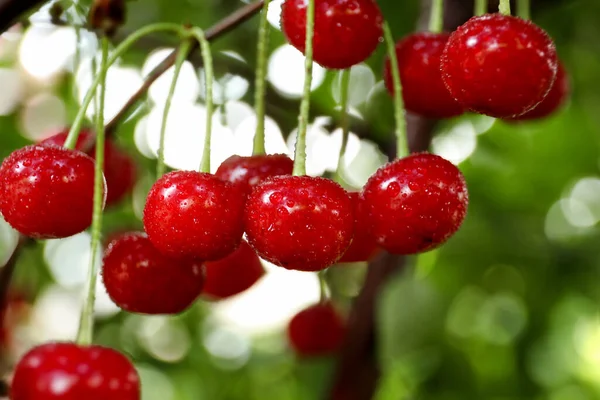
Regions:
[[0, 0, 599, 398]]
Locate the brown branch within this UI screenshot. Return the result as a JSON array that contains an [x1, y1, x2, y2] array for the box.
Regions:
[[0, 236, 27, 319], [0, 0, 45, 33]]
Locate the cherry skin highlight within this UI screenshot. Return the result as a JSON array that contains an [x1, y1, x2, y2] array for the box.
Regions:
[[202, 240, 265, 300], [287, 302, 345, 357], [362, 153, 468, 255], [41, 129, 137, 207], [102, 232, 205, 314], [244, 176, 354, 271], [338, 192, 380, 263], [0, 145, 103, 239], [143, 171, 245, 261], [281, 0, 383, 69], [215, 154, 294, 197], [441, 14, 558, 118], [384, 32, 464, 119], [11, 342, 140, 400]]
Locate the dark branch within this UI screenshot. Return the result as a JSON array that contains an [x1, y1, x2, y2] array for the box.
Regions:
[[0, 0, 45, 33]]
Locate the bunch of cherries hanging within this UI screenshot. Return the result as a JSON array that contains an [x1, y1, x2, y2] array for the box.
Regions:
[[0, 0, 568, 397]]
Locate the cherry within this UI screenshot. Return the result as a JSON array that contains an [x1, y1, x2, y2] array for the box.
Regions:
[[11, 342, 140, 400], [281, 0, 383, 69], [338, 192, 380, 263], [244, 176, 354, 271], [287, 302, 345, 357], [102, 232, 204, 314], [41, 129, 137, 207], [215, 154, 294, 197], [362, 153, 468, 255], [0, 145, 102, 239], [202, 240, 265, 300], [383, 33, 464, 119], [143, 171, 245, 261], [508, 60, 570, 121], [441, 14, 558, 118]]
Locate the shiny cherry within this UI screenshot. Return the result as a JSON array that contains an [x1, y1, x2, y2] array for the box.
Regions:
[[102, 232, 204, 314], [384, 32, 464, 119], [11, 342, 140, 400], [0, 145, 102, 239], [362, 153, 468, 255], [215, 154, 294, 197], [338, 192, 380, 263], [143, 171, 245, 261], [244, 176, 354, 271], [441, 14, 558, 118], [281, 0, 383, 69], [202, 240, 265, 300], [287, 302, 345, 357]]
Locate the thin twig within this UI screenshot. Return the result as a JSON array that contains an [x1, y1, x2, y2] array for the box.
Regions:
[[0, 0, 46, 33], [0, 237, 27, 314]]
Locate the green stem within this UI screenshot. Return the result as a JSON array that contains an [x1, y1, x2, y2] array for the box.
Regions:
[[157, 40, 193, 178], [517, 0, 530, 19], [474, 0, 487, 16], [383, 22, 409, 159], [318, 270, 328, 303], [189, 28, 214, 174], [428, 0, 444, 33], [499, 0, 511, 15], [252, 0, 271, 156], [75, 36, 109, 347], [63, 23, 187, 150], [334, 69, 351, 185], [292, 0, 315, 177]]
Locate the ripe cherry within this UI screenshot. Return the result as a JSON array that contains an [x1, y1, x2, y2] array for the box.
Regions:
[[0, 145, 102, 239], [202, 240, 265, 300], [102, 232, 204, 314], [384, 32, 464, 119], [287, 302, 345, 357], [441, 14, 558, 118], [338, 192, 380, 263], [143, 171, 245, 261], [362, 153, 468, 255], [41, 129, 137, 207], [11, 342, 140, 400], [244, 176, 354, 271], [215, 154, 294, 197], [281, 0, 383, 69]]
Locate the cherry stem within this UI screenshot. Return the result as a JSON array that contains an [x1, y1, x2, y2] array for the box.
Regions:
[[334, 68, 351, 185], [76, 36, 109, 347], [382, 22, 409, 159], [292, 0, 315, 177], [474, 0, 487, 16], [428, 0, 444, 33], [157, 39, 193, 178], [517, 0, 530, 19], [499, 0, 511, 15], [188, 28, 215, 174], [252, 0, 271, 156], [318, 270, 328, 303], [63, 23, 187, 150]]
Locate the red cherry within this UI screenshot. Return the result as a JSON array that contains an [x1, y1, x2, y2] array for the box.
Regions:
[[41, 129, 137, 207], [384, 33, 464, 119], [338, 192, 380, 263], [508, 60, 570, 121], [11, 342, 140, 400], [244, 176, 354, 271], [281, 0, 383, 69], [143, 171, 245, 261], [362, 153, 468, 255], [0, 145, 102, 239], [215, 154, 294, 197], [441, 14, 558, 118], [102, 232, 204, 314], [202, 240, 265, 300], [287, 302, 345, 357]]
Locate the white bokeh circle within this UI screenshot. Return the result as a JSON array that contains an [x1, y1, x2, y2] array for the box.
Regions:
[[268, 44, 326, 98]]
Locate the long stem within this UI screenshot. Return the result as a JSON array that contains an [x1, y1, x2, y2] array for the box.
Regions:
[[189, 28, 214, 174], [383, 22, 409, 159], [252, 0, 271, 156], [292, 0, 315, 177], [499, 0, 511, 15], [157, 40, 192, 178], [428, 0, 444, 33], [474, 0, 487, 16], [517, 0, 530, 19], [76, 36, 109, 346], [63, 23, 187, 150], [334, 69, 351, 184]]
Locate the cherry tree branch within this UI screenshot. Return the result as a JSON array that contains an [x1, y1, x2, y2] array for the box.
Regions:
[[0, 0, 45, 33]]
